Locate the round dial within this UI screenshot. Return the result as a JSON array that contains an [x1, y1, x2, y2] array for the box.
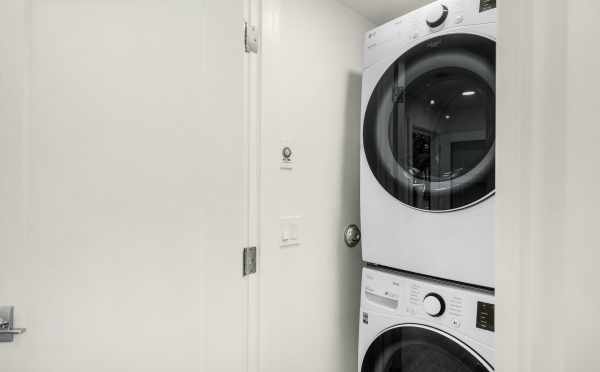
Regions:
[[426, 4, 449, 28], [423, 293, 446, 317]]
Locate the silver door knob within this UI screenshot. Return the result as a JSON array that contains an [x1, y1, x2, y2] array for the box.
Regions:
[[344, 224, 361, 247], [0, 306, 26, 343]]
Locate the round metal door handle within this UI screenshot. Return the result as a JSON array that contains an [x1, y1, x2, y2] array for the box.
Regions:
[[344, 224, 361, 247]]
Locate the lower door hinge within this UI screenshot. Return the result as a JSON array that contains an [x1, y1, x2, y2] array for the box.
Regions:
[[244, 21, 259, 54], [243, 246, 257, 276]]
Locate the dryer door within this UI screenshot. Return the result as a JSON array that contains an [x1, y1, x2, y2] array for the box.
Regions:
[[361, 325, 493, 372], [363, 34, 495, 211]]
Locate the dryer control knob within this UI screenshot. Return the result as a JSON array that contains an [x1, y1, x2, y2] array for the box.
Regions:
[[426, 4, 449, 28], [423, 293, 446, 317]]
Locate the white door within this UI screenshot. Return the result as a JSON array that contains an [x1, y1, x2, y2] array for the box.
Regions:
[[257, 1, 371, 371], [0, 1, 249, 371]]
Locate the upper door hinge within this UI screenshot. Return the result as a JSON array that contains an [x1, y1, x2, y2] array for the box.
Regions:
[[244, 22, 259, 54], [243, 246, 257, 276]]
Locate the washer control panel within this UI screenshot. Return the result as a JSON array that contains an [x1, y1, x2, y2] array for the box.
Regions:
[[406, 281, 466, 329], [361, 267, 494, 347]]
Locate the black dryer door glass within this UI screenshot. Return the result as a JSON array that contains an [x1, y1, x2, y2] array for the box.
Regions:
[[363, 34, 496, 211], [361, 325, 492, 372]]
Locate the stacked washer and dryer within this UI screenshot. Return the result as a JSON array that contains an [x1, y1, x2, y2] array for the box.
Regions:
[[358, 1, 496, 371]]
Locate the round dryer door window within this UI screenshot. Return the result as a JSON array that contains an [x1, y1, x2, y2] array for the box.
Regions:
[[363, 34, 496, 211], [361, 325, 492, 372]]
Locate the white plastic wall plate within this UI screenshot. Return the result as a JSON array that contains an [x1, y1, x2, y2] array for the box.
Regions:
[[279, 216, 301, 247]]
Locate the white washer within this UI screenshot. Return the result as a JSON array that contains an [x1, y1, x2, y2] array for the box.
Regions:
[[359, 267, 494, 372], [360, 0, 497, 288]]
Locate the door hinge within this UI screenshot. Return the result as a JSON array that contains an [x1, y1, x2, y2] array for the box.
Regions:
[[243, 246, 257, 276], [244, 21, 259, 54]]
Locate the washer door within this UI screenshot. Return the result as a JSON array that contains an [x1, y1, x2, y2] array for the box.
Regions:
[[361, 325, 493, 372], [363, 34, 495, 212]]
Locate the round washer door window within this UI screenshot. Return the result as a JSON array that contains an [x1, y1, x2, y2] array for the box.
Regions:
[[361, 325, 492, 372], [363, 34, 495, 211]]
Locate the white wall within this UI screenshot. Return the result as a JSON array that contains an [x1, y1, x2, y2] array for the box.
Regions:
[[337, 0, 431, 24], [258, 0, 372, 371], [497, 0, 600, 370]]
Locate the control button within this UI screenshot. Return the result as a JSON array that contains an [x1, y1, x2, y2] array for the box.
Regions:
[[455, 15, 464, 24], [423, 293, 446, 317], [426, 4, 449, 28], [451, 318, 461, 328]]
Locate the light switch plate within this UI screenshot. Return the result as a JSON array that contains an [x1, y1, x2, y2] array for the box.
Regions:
[[280, 216, 301, 247]]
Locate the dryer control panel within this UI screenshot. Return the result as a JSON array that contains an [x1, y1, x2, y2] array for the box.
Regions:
[[363, 0, 496, 69], [361, 267, 494, 348]]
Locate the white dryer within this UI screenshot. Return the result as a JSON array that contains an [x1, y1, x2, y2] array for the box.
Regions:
[[358, 267, 494, 372], [360, 0, 497, 288]]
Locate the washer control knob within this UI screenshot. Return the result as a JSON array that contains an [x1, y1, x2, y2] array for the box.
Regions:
[[426, 4, 449, 28], [423, 293, 446, 317]]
